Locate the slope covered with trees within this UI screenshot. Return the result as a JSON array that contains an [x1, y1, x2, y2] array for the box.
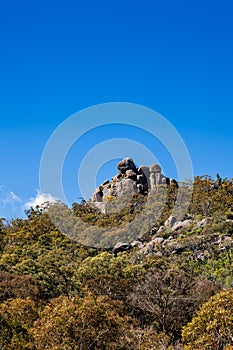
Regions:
[[0, 175, 233, 349]]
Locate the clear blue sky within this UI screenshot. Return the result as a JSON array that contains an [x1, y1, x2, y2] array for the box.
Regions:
[[0, 0, 233, 219]]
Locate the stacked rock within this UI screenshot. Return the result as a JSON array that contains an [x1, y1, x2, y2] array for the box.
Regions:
[[91, 157, 178, 204]]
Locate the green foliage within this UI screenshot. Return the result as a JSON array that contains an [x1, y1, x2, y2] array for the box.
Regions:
[[31, 293, 135, 350], [182, 289, 233, 350], [189, 176, 233, 218], [0, 175, 233, 348], [0, 210, 96, 298], [75, 251, 144, 299]]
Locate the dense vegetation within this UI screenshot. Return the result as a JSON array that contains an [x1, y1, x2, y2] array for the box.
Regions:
[[1, 175, 233, 349]]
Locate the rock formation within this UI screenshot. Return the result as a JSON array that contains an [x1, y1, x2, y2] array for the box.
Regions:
[[90, 157, 178, 206], [112, 242, 132, 257]]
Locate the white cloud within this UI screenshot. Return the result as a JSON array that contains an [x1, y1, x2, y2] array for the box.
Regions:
[[25, 191, 58, 209], [3, 192, 21, 205], [0, 186, 22, 205], [0, 186, 58, 220], [0, 185, 23, 219]]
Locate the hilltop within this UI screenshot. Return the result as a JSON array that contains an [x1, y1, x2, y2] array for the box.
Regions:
[[0, 159, 233, 349]]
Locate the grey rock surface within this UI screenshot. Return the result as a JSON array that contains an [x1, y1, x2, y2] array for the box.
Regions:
[[115, 178, 137, 197], [90, 158, 178, 207], [149, 164, 162, 173], [118, 157, 137, 174], [164, 216, 176, 227], [172, 219, 192, 231]]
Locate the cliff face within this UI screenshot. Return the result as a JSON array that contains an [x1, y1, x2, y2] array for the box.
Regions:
[[91, 157, 178, 204]]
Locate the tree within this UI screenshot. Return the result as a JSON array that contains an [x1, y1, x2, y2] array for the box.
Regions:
[[129, 268, 195, 338], [75, 251, 141, 299], [31, 293, 135, 349], [0, 272, 39, 302], [182, 289, 233, 350], [0, 298, 37, 349]]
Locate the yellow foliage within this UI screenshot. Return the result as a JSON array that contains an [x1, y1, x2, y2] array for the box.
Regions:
[[104, 195, 116, 202], [182, 289, 233, 350]]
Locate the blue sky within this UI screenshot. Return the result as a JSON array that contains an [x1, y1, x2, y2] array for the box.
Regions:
[[0, 0, 233, 219]]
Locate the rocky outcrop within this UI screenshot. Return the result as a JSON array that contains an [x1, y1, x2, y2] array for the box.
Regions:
[[117, 158, 137, 174], [164, 216, 176, 228], [172, 219, 192, 231], [90, 157, 178, 206], [115, 178, 137, 197], [113, 242, 132, 257]]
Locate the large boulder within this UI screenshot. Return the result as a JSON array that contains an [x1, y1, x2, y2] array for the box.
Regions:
[[172, 219, 192, 231], [91, 188, 103, 202], [138, 165, 150, 179], [125, 169, 137, 181], [113, 242, 132, 257], [149, 164, 162, 173], [164, 216, 176, 227], [118, 157, 137, 174], [115, 178, 137, 197]]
